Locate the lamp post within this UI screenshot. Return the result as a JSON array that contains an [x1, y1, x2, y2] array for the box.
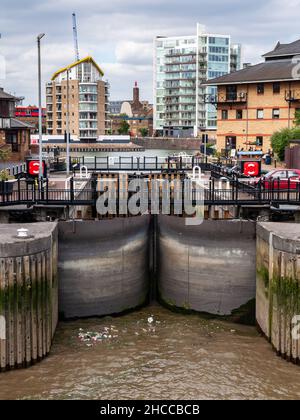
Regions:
[[37, 33, 45, 182], [66, 68, 70, 175]]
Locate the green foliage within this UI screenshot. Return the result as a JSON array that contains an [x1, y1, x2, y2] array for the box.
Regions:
[[118, 120, 130, 135], [139, 128, 149, 137], [0, 169, 10, 181], [271, 127, 300, 161], [0, 147, 10, 162], [294, 110, 300, 126]]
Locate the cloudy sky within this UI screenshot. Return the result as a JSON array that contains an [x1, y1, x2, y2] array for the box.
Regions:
[[0, 0, 300, 105]]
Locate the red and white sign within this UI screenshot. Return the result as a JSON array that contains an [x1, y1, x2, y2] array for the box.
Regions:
[[242, 161, 261, 177], [27, 160, 46, 177], [31, 138, 39, 145]]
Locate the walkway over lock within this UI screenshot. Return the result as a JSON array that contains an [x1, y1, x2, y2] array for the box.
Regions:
[[1, 167, 300, 209]]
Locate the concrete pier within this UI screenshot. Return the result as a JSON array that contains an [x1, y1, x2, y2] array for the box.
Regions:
[[58, 217, 150, 319], [0, 223, 58, 371], [157, 216, 256, 315], [256, 223, 300, 363]]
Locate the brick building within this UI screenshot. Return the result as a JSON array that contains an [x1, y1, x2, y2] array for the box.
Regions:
[[109, 82, 153, 136], [46, 56, 110, 142], [0, 88, 32, 161], [204, 39, 300, 153]]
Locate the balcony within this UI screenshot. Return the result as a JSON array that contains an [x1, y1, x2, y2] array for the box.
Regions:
[[165, 60, 196, 66], [205, 92, 248, 105], [285, 90, 300, 102], [165, 50, 196, 58]]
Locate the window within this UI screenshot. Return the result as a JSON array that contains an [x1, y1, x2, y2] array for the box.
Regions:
[[256, 136, 263, 147], [273, 82, 280, 94], [222, 110, 228, 120], [226, 85, 237, 101], [225, 136, 237, 149], [257, 83, 264, 94], [236, 110, 243, 119], [257, 109, 264, 119], [272, 108, 280, 119], [6, 132, 18, 152], [270, 171, 287, 179]]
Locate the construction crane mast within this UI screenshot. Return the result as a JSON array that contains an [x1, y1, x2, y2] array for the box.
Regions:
[[72, 12, 80, 62]]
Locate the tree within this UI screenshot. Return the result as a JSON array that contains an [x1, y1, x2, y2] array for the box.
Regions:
[[118, 120, 130, 135], [271, 127, 300, 161], [139, 128, 149, 137], [294, 109, 300, 126]]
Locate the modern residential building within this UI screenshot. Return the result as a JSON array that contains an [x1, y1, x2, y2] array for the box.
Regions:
[[204, 38, 300, 153], [154, 23, 241, 137], [108, 82, 153, 136], [0, 88, 32, 161], [46, 56, 110, 142]]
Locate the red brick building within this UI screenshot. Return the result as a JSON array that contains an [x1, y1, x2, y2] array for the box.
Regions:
[[0, 88, 33, 161], [109, 82, 153, 136]]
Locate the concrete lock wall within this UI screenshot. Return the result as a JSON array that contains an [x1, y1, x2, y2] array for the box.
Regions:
[[256, 223, 300, 363], [0, 222, 58, 372], [157, 216, 256, 315], [58, 216, 150, 319]]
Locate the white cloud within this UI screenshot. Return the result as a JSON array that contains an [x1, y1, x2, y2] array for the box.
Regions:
[[1, 0, 300, 104]]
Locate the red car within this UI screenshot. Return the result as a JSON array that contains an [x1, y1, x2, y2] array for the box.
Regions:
[[260, 169, 300, 190]]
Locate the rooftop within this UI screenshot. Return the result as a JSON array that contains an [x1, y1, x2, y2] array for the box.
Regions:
[[10, 118, 35, 129], [0, 88, 17, 101], [263, 39, 300, 59], [51, 56, 104, 81], [204, 59, 299, 85]]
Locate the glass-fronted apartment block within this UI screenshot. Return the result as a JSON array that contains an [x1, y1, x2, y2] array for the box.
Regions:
[[46, 56, 110, 141], [154, 24, 241, 137]]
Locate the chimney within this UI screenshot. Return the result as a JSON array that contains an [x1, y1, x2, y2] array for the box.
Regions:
[[243, 63, 251, 69], [133, 81, 139, 104]]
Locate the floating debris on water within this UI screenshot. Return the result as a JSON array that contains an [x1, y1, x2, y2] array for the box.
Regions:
[[78, 326, 119, 346], [78, 316, 162, 347]]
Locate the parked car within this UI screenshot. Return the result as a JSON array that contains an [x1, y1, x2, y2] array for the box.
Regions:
[[259, 169, 300, 190]]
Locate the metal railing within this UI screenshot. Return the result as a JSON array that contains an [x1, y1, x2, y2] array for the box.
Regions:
[[0, 162, 26, 177], [70, 156, 207, 173], [1, 175, 300, 209]]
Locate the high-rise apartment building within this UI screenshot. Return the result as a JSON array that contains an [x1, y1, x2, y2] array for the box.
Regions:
[[46, 56, 110, 141], [154, 24, 241, 137]]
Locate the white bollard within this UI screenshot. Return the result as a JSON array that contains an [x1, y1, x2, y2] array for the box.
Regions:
[[80, 166, 89, 179]]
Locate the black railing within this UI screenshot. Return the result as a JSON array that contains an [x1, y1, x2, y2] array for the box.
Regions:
[[70, 156, 207, 173], [1, 176, 300, 209]]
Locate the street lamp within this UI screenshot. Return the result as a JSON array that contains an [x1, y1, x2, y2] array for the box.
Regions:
[[66, 68, 70, 176], [37, 33, 45, 182]]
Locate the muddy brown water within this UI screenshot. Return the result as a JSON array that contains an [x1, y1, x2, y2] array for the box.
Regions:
[[0, 305, 299, 400]]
